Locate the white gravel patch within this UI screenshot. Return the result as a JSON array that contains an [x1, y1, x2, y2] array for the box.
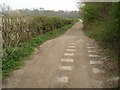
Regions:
[[87, 46, 94, 49], [66, 49, 76, 52], [93, 68, 105, 74], [90, 61, 103, 65], [56, 76, 69, 83], [89, 55, 100, 58], [86, 43, 93, 46], [64, 53, 74, 56], [61, 58, 74, 62], [59, 66, 72, 71], [68, 46, 76, 48], [88, 50, 97, 53]]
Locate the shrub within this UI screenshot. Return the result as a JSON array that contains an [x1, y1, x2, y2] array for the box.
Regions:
[[82, 2, 119, 60]]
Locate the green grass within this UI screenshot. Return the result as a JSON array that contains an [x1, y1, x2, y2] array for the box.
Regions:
[[84, 21, 118, 61], [83, 2, 119, 62], [2, 24, 74, 77]]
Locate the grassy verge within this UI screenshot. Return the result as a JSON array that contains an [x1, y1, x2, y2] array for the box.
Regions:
[[82, 2, 119, 62], [2, 23, 74, 77], [84, 21, 118, 61]]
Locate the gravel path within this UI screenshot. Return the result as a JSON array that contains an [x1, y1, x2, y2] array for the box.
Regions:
[[3, 22, 118, 88]]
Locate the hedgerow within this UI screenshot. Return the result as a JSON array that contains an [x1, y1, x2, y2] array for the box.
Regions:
[[82, 2, 119, 60], [2, 16, 76, 76]]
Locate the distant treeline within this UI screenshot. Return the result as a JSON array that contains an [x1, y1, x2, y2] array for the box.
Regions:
[[1, 8, 80, 18], [81, 2, 119, 60]]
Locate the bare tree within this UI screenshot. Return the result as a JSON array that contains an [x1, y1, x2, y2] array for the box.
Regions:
[[0, 3, 11, 16]]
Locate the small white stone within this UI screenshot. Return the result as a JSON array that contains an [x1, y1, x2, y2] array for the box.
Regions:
[[66, 49, 76, 52], [89, 55, 100, 58], [64, 53, 74, 56], [92, 68, 105, 74], [59, 66, 72, 70], [113, 77, 119, 81], [88, 50, 97, 53], [87, 47, 94, 49], [108, 77, 119, 81], [57, 76, 69, 83], [90, 61, 103, 64], [61, 58, 74, 62]]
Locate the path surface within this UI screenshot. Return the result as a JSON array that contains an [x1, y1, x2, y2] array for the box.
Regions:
[[3, 22, 105, 88]]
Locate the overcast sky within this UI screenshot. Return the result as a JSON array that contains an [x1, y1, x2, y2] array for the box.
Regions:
[[0, 0, 79, 11]]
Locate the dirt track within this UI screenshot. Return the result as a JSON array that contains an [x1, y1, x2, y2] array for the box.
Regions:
[[3, 22, 116, 88]]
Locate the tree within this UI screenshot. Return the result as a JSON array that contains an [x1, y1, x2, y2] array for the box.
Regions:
[[0, 3, 11, 16]]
